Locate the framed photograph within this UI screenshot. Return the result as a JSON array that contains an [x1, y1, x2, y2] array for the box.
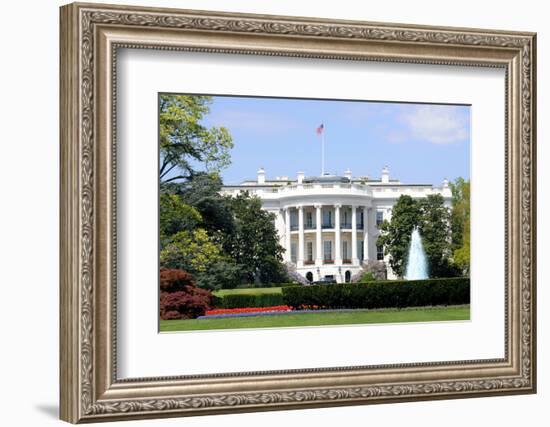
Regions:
[[60, 2, 537, 423]]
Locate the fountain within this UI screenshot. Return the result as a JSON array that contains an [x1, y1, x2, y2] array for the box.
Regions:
[[404, 227, 429, 280]]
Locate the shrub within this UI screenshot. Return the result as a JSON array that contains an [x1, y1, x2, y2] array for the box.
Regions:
[[159, 268, 214, 320], [358, 272, 376, 283], [282, 277, 470, 310], [216, 293, 284, 309], [254, 282, 299, 288], [195, 260, 243, 290], [160, 268, 195, 292], [235, 282, 300, 289]]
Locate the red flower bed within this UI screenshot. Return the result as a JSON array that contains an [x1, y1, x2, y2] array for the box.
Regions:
[[205, 305, 290, 316]]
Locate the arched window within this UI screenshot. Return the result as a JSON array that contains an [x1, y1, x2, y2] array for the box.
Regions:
[[345, 271, 351, 283], [306, 272, 314, 283]]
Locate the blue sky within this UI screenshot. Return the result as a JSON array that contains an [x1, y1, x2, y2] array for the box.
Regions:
[[200, 95, 470, 186]]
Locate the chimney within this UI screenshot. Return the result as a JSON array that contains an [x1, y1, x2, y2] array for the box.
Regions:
[[297, 171, 305, 184], [442, 178, 449, 188], [344, 169, 352, 180], [381, 166, 390, 183], [257, 167, 265, 184]]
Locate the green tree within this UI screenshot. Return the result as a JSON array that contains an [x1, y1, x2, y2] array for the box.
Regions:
[[449, 178, 470, 275], [160, 229, 225, 274], [195, 260, 243, 290], [454, 231, 470, 275], [174, 172, 236, 239], [377, 194, 459, 278], [159, 95, 233, 185], [224, 192, 288, 284], [377, 195, 422, 277], [159, 193, 202, 243], [418, 194, 456, 277]]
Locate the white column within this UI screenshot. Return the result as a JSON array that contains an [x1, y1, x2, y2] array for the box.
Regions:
[[277, 209, 285, 255], [298, 205, 304, 267], [363, 206, 376, 261], [334, 204, 341, 264], [284, 208, 291, 262], [351, 205, 358, 264], [315, 204, 322, 266]]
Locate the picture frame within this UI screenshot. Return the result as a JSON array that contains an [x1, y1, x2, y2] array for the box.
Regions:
[[59, 2, 536, 423]]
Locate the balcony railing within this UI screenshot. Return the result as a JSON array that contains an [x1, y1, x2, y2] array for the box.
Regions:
[[323, 259, 334, 264], [342, 259, 352, 264], [292, 223, 364, 231], [304, 259, 315, 265]]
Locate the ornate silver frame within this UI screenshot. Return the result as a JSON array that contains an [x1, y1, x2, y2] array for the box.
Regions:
[[60, 2, 536, 423]]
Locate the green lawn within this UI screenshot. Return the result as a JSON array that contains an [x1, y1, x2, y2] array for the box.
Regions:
[[213, 287, 282, 297], [160, 305, 470, 332]]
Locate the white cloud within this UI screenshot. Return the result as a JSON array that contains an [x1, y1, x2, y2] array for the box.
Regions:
[[400, 105, 469, 144]]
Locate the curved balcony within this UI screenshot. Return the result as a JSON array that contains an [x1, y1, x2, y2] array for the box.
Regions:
[[240, 182, 374, 203]]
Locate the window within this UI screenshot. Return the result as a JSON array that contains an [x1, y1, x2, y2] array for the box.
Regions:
[[306, 211, 313, 228], [342, 241, 348, 260], [358, 241, 364, 261], [376, 245, 384, 261], [342, 209, 351, 228], [358, 210, 364, 228], [306, 241, 313, 261], [323, 209, 332, 228], [290, 211, 298, 231], [376, 210, 384, 227], [323, 240, 332, 260], [290, 242, 297, 262]]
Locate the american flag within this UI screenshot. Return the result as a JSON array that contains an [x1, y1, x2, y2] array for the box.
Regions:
[[316, 123, 324, 135]]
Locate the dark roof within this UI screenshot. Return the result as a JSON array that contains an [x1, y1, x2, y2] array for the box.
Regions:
[[303, 175, 350, 184]]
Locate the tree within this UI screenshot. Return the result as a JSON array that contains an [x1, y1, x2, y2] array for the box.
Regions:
[[449, 178, 470, 275], [418, 194, 456, 277], [159, 95, 233, 185], [174, 172, 236, 239], [195, 260, 243, 290], [377, 194, 459, 278], [160, 229, 225, 274], [377, 195, 421, 277], [224, 192, 288, 284], [159, 193, 202, 243], [454, 231, 470, 275]]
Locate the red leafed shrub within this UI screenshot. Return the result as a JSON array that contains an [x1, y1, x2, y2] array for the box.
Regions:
[[160, 268, 195, 293], [159, 268, 213, 320]]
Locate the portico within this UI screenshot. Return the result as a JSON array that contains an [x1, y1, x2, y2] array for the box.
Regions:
[[284, 204, 367, 265]]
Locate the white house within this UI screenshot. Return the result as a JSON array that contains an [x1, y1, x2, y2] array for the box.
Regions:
[[221, 167, 452, 283]]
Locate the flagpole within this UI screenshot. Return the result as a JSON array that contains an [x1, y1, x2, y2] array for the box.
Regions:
[[321, 130, 325, 176]]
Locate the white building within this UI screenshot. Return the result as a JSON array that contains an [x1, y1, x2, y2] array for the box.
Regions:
[[221, 167, 452, 283]]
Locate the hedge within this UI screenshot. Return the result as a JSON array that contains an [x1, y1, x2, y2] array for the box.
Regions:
[[282, 277, 470, 310], [215, 293, 285, 309], [235, 282, 299, 289]]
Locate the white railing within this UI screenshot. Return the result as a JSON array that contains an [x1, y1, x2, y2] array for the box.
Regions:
[[221, 183, 449, 200], [275, 182, 372, 195]]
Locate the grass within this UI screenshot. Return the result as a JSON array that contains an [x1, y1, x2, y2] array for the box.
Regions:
[[213, 287, 282, 297], [160, 305, 470, 332]]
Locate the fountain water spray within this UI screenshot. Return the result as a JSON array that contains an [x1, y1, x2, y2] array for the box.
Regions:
[[405, 227, 429, 280]]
